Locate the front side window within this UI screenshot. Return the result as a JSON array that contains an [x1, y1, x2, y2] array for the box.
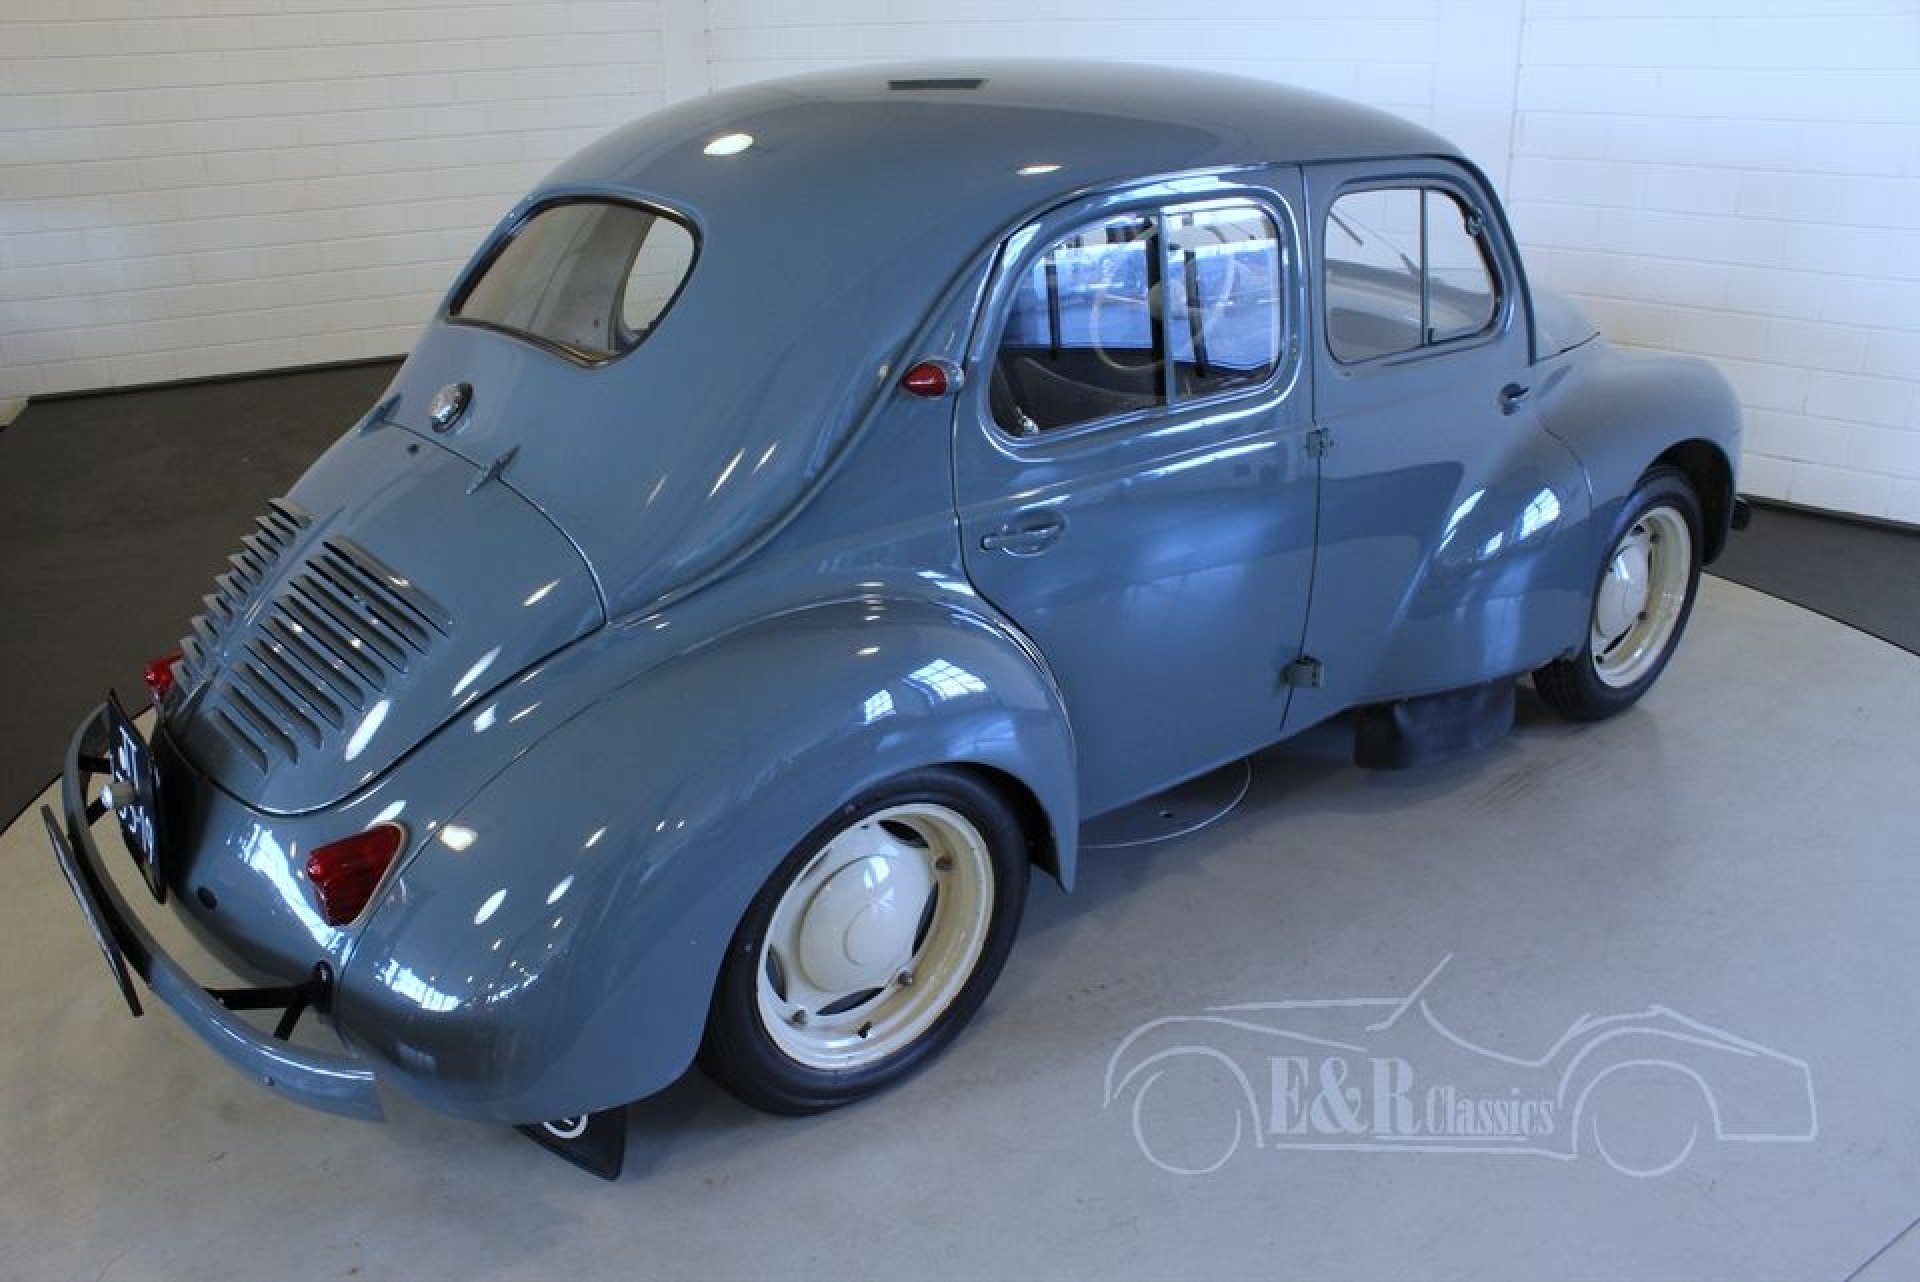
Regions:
[[991, 199, 1287, 436], [451, 201, 696, 362], [1324, 185, 1498, 364]]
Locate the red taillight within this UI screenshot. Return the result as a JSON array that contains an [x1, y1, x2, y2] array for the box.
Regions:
[[900, 359, 959, 398], [144, 650, 183, 705], [304, 824, 406, 926]]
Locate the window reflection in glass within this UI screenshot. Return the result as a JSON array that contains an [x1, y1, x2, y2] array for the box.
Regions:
[[1166, 204, 1282, 400], [1325, 187, 1424, 362], [992, 214, 1164, 435], [1325, 186, 1497, 363], [992, 199, 1294, 436], [452, 202, 696, 362], [1424, 192, 1497, 344]]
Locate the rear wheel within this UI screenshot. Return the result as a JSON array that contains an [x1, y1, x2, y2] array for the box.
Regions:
[[1534, 465, 1702, 721], [1580, 1064, 1709, 1178], [700, 768, 1029, 1114]]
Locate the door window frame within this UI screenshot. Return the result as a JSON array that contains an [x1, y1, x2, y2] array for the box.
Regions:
[[965, 175, 1306, 453], [1317, 169, 1517, 372]]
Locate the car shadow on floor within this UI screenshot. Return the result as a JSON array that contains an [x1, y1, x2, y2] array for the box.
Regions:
[[1017, 679, 1578, 944], [604, 681, 1589, 1179]]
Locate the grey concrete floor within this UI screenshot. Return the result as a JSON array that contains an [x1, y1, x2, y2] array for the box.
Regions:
[[2, 578, 1917, 1282]]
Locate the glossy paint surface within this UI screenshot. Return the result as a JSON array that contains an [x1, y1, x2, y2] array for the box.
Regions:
[[339, 596, 1074, 1119], [166, 426, 603, 814], [956, 169, 1319, 817], [376, 61, 1454, 620], [126, 62, 1742, 1123], [1288, 159, 1594, 726]]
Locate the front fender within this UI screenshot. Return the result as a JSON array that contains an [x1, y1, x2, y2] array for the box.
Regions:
[[333, 597, 1076, 1121], [1556, 1012, 1816, 1142], [1538, 342, 1744, 561]]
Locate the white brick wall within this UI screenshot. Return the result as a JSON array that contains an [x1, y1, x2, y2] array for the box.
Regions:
[[3, 1, 1917, 520], [703, 2, 1523, 186], [1507, 1, 1920, 522], [0, 0, 680, 403]]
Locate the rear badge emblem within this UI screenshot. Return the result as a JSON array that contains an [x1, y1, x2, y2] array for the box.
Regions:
[[428, 382, 472, 432]]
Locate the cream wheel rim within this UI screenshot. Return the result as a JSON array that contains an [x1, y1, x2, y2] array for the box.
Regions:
[[1591, 504, 1692, 689], [757, 803, 994, 1070]]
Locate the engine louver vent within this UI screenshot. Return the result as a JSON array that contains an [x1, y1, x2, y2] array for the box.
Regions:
[[177, 501, 450, 775], [178, 499, 310, 688]]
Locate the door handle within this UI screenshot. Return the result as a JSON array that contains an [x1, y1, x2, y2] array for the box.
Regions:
[[979, 513, 1065, 555], [1499, 382, 1532, 415]]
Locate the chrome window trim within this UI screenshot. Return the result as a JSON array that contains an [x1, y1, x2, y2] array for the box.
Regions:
[[443, 194, 703, 369], [974, 184, 1306, 452], [1319, 171, 1513, 371]]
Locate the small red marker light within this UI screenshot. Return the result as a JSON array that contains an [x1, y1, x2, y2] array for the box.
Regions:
[[305, 823, 407, 926], [144, 650, 183, 705], [901, 359, 962, 398]]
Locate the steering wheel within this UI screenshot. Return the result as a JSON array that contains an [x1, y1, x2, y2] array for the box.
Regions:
[[1089, 279, 1162, 376], [1089, 224, 1245, 376]]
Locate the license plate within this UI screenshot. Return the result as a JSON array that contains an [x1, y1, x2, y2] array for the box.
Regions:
[[104, 692, 168, 902]]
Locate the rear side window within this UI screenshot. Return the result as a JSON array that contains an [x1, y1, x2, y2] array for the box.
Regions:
[[1324, 186, 1497, 363], [451, 201, 696, 363], [994, 214, 1165, 435], [991, 199, 1287, 437], [1167, 205, 1283, 401]]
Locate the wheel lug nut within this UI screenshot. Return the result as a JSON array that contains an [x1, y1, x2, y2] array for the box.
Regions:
[[789, 1009, 808, 1027]]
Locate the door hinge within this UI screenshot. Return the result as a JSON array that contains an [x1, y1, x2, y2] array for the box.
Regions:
[[1305, 427, 1333, 459], [1282, 656, 1324, 688]]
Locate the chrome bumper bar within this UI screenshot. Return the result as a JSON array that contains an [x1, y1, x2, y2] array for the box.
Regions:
[[42, 703, 383, 1122]]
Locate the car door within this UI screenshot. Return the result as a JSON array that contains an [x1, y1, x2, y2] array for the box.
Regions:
[[1284, 160, 1592, 731], [954, 172, 1319, 818]]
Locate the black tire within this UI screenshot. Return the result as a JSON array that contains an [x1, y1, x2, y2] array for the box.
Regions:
[[1533, 464, 1704, 722], [699, 768, 1030, 1115]]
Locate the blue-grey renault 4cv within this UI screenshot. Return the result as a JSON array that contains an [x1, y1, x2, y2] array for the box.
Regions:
[[44, 61, 1746, 1178]]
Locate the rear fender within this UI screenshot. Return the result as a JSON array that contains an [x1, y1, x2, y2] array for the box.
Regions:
[[334, 597, 1076, 1121]]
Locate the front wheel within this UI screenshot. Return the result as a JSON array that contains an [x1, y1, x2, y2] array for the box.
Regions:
[[1534, 465, 1703, 721], [700, 768, 1030, 1114]]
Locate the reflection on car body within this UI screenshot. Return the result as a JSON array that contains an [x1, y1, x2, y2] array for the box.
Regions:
[[41, 60, 1745, 1179]]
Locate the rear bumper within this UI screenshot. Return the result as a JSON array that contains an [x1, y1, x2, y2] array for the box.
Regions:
[[42, 703, 384, 1122]]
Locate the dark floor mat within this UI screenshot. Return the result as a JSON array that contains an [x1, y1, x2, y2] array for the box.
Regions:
[[1711, 501, 1920, 658], [0, 361, 400, 825]]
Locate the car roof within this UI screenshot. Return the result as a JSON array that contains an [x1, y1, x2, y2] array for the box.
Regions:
[[432, 64, 1469, 616], [542, 60, 1463, 226]]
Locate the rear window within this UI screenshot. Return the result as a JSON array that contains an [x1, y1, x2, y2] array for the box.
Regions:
[[450, 201, 696, 363]]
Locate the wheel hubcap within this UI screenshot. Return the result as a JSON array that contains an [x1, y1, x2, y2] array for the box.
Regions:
[[1591, 504, 1692, 689], [794, 851, 934, 995], [757, 804, 993, 1069]]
